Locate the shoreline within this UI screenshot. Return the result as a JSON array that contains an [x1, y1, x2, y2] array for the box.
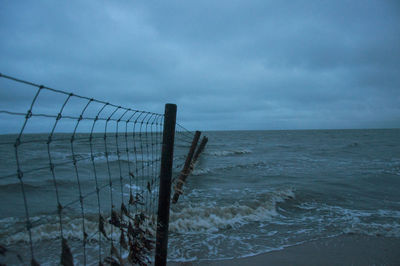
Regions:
[[168, 234, 400, 266]]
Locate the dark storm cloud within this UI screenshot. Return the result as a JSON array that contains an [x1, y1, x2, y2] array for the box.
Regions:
[[0, 0, 399, 131]]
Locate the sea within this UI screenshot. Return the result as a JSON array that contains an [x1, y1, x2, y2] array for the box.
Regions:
[[0, 129, 399, 264], [168, 129, 400, 261]]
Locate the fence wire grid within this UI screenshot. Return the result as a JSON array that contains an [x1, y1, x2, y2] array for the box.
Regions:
[[0, 73, 195, 265]]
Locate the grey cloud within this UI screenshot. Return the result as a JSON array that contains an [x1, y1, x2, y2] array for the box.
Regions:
[[0, 0, 399, 131]]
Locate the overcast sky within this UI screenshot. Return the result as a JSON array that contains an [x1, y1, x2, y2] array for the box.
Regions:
[[1, 0, 399, 131]]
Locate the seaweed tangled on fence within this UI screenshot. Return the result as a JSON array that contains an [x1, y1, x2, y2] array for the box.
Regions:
[[0, 73, 178, 265]]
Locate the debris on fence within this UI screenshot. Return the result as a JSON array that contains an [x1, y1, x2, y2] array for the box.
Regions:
[[102, 202, 155, 266], [0, 74, 196, 265], [172, 133, 208, 204], [61, 238, 74, 266]]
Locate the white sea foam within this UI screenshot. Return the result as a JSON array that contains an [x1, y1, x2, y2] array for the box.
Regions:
[[169, 188, 295, 234], [343, 222, 400, 237], [296, 202, 400, 237], [192, 167, 212, 176], [206, 149, 252, 157], [124, 183, 142, 191], [168, 188, 400, 262]]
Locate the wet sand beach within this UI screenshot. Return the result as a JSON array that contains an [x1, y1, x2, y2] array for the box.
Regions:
[[169, 234, 400, 266]]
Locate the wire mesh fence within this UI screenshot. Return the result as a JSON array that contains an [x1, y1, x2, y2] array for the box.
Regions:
[[0, 73, 197, 265]]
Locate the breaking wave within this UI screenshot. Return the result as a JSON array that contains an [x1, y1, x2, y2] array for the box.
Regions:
[[169, 188, 295, 233], [0, 213, 157, 245]]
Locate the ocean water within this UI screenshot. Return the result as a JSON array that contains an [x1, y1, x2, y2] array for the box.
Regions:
[[0, 129, 399, 264], [0, 132, 164, 265], [168, 129, 400, 261]]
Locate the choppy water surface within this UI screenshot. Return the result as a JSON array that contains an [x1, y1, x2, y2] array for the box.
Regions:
[[168, 129, 400, 261], [0, 129, 399, 263]]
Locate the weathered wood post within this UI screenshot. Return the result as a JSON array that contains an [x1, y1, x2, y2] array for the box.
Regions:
[[171, 131, 201, 204], [191, 136, 208, 165], [155, 104, 177, 266]]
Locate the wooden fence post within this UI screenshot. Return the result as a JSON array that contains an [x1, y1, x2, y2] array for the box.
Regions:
[[171, 131, 201, 204], [191, 136, 208, 165], [155, 104, 177, 266]]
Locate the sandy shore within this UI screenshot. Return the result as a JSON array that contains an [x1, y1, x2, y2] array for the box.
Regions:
[[168, 234, 400, 266]]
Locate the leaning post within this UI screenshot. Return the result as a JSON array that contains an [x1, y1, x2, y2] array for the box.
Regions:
[[171, 130, 201, 204], [155, 103, 177, 266], [191, 136, 208, 164]]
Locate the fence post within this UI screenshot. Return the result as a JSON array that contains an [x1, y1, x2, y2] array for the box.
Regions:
[[171, 130, 201, 204], [192, 136, 208, 165], [155, 104, 177, 266]]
